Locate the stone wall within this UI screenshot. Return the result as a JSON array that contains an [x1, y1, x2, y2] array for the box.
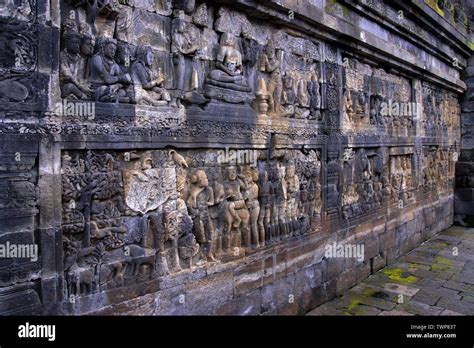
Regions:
[[0, 0, 470, 315], [455, 10, 474, 226]]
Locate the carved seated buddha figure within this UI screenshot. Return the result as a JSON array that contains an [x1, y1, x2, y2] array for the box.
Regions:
[[131, 45, 171, 106], [89, 37, 132, 103], [206, 33, 251, 93]]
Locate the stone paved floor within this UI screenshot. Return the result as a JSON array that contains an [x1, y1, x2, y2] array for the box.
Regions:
[[306, 226, 474, 316]]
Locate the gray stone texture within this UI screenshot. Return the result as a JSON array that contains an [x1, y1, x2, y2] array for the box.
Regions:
[[0, 0, 471, 315]]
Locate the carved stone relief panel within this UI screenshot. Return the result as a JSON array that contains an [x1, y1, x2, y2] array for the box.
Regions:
[[0, 137, 39, 287], [0, 0, 34, 22], [341, 146, 414, 220], [0, 21, 44, 113], [422, 83, 461, 137], [61, 147, 323, 297], [343, 58, 414, 135], [57, 0, 336, 126], [421, 146, 454, 195]]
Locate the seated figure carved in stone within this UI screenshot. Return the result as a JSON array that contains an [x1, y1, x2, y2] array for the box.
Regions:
[[89, 37, 132, 102], [206, 33, 251, 93], [280, 75, 296, 117], [60, 21, 93, 100], [131, 44, 171, 106]]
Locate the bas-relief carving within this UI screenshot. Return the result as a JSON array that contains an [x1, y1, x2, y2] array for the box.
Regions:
[[48, 0, 463, 309], [341, 146, 414, 220], [60, 20, 94, 100], [422, 83, 460, 135], [0, 0, 33, 22], [58, 1, 332, 122], [61, 148, 322, 296], [343, 59, 414, 134], [421, 146, 453, 195], [257, 40, 325, 120], [0, 21, 37, 106], [0, 1, 41, 288]]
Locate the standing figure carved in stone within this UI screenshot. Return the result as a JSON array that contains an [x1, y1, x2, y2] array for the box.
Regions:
[[207, 33, 251, 92], [285, 164, 300, 236], [370, 94, 385, 126], [131, 44, 171, 106], [89, 37, 132, 102], [258, 170, 271, 246], [186, 170, 217, 262], [308, 166, 321, 224], [308, 73, 321, 120], [243, 169, 260, 248], [222, 166, 250, 250], [207, 167, 225, 256], [60, 21, 93, 100], [171, 13, 202, 105], [343, 89, 354, 123], [259, 41, 282, 114], [270, 167, 287, 241], [355, 91, 368, 123]]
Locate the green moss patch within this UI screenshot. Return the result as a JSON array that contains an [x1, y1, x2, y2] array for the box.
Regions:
[[431, 255, 453, 271], [384, 268, 418, 284]]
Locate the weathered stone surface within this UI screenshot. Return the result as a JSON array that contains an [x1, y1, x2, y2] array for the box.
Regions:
[[308, 226, 474, 316], [214, 289, 262, 315], [400, 301, 443, 316], [234, 258, 263, 296], [184, 271, 234, 315], [261, 274, 298, 314], [0, 0, 470, 316]]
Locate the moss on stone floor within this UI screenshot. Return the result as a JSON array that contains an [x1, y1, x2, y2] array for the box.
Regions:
[[384, 268, 418, 284]]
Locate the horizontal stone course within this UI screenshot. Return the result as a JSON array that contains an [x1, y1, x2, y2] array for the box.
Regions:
[[0, 0, 468, 316]]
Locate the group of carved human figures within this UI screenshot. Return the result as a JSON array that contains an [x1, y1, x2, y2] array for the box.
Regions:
[[423, 93, 457, 133], [60, 150, 322, 296], [59, 0, 326, 120], [422, 148, 450, 193], [184, 163, 322, 262], [257, 41, 323, 119], [343, 89, 413, 130], [60, 19, 171, 105], [341, 148, 414, 220], [59, 8, 256, 107]]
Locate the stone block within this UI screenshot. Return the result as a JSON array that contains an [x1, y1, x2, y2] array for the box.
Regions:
[[323, 257, 345, 282], [185, 271, 233, 315], [153, 284, 186, 315], [261, 274, 296, 314], [234, 258, 263, 296], [215, 289, 262, 315]]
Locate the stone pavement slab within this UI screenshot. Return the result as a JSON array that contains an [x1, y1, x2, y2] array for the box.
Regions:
[[306, 226, 474, 316]]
